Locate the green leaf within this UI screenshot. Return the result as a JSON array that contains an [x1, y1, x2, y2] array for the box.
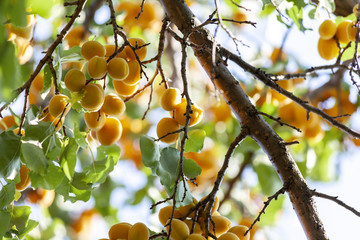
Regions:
[[0, 182, 15, 209], [0, 42, 20, 101], [183, 158, 202, 179], [10, 205, 32, 233], [74, 123, 88, 149], [184, 129, 206, 153], [160, 147, 180, 174], [318, 0, 335, 13], [0, 131, 21, 179], [56, 177, 92, 203], [29, 161, 64, 189], [174, 181, 193, 208], [0, 210, 11, 239], [253, 160, 282, 195], [286, 5, 309, 32], [42, 64, 52, 94], [60, 138, 78, 181], [156, 165, 175, 191], [140, 135, 160, 171], [21, 140, 48, 175], [18, 219, 38, 239], [26, 0, 59, 19]]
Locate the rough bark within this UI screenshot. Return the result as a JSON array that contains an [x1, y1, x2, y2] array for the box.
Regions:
[[159, 1, 329, 239]]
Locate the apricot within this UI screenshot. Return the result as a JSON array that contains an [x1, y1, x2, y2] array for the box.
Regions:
[[124, 38, 147, 61], [64, 68, 86, 92], [178, 201, 196, 218], [156, 117, 180, 144], [87, 56, 107, 79], [166, 218, 190, 240], [199, 196, 219, 216], [80, 83, 105, 111], [27, 188, 55, 207], [270, 48, 287, 63], [81, 40, 106, 60], [202, 215, 232, 237], [217, 232, 240, 240], [317, 38, 338, 60], [160, 87, 182, 111], [65, 26, 87, 48], [0, 115, 17, 130], [184, 220, 202, 235], [48, 94, 70, 118], [186, 234, 206, 240], [347, 21, 358, 42], [107, 57, 129, 80], [108, 222, 132, 240], [84, 111, 106, 131], [112, 79, 139, 97], [336, 20, 352, 44], [159, 205, 182, 226], [173, 99, 203, 126], [39, 106, 55, 122], [96, 117, 122, 145], [128, 222, 149, 240], [101, 93, 126, 116], [30, 73, 44, 92], [105, 44, 128, 59], [122, 60, 141, 85], [15, 165, 31, 191], [318, 19, 337, 40], [228, 225, 250, 240], [52, 117, 64, 131]]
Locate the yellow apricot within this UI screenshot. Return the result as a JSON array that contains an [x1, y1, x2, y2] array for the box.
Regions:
[[64, 68, 86, 92], [87, 56, 107, 79], [186, 233, 206, 240], [156, 117, 180, 144], [173, 99, 203, 126], [122, 60, 141, 85], [65, 26, 87, 48], [48, 94, 70, 117], [107, 58, 129, 80], [96, 117, 122, 145], [39, 106, 55, 122], [166, 218, 190, 240], [217, 232, 240, 240], [336, 20, 352, 44], [52, 117, 64, 131], [30, 73, 44, 92], [347, 21, 358, 42], [270, 48, 287, 64], [108, 222, 132, 240], [199, 196, 219, 216], [15, 165, 31, 191], [128, 222, 149, 240], [178, 201, 196, 217], [105, 44, 128, 59], [159, 205, 183, 226], [318, 19, 337, 40], [112, 79, 139, 97], [160, 88, 182, 111], [80, 83, 105, 111], [317, 38, 338, 60], [81, 41, 106, 60], [0, 115, 17, 130], [101, 93, 126, 116], [84, 111, 106, 131], [202, 215, 232, 237], [125, 38, 147, 61], [228, 225, 250, 240], [184, 220, 202, 235]]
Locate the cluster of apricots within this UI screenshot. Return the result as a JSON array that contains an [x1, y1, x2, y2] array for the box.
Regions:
[[158, 196, 251, 240], [156, 87, 203, 144], [317, 4, 359, 60], [98, 222, 149, 240]]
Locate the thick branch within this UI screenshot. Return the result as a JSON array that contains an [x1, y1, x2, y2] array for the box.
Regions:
[[159, 1, 328, 239]]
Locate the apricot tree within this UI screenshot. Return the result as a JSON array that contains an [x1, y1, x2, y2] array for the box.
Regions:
[[0, 0, 360, 239]]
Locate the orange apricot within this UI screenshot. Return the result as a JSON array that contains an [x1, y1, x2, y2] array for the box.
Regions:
[[186, 234, 206, 240], [184, 220, 202, 235], [270, 48, 287, 64], [87, 56, 107, 79], [64, 68, 86, 92], [124, 38, 147, 61], [101, 93, 126, 116], [52, 117, 64, 131], [84, 111, 106, 131], [48, 94, 70, 118], [159, 205, 182, 226], [112, 79, 139, 97], [336, 20, 352, 44], [81, 40, 106, 60], [173, 99, 203, 126], [128, 222, 149, 240], [318, 19, 337, 40], [15, 165, 31, 191], [201, 215, 232, 237], [217, 232, 240, 240], [65, 26, 86, 48], [80, 83, 105, 111], [96, 117, 122, 145], [30, 73, 44, 92], [105, 44, 128, 59], [107, 57, 129, 80], [108, 222, 132, 240], [122, 60, 141, 85], [346, 21, 358, 42], [156, 117, 180, 144], [0, 115, 17, 130], [160, 87, 182, 111], [166, 218, 190, 240], [228, 225, 250, 240], [317, 38, 338, 60], [39, 106, 55, 122]]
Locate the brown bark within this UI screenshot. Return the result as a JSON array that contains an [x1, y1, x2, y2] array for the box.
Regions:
[[159, 1, 329, 239]]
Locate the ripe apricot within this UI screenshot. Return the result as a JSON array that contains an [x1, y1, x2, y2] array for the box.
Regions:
[[173, 99, 203, 126], [65, 26, 87, 48], [39, 106, 55, 122], [81, 40, 106, 60], [105, 44, 128, 59], [107, 57, 129, 80], [101, 93, 126, 116], [30, 73, 44, 92], [108, 222, 132, 240], [80, 83, 105, 111], [318, 19, 337, 40], [184, 220, 202, 235], [166, 218, 190, 240], [159, 205, 182, 226], [270, 48, 287, 64], [160, 87, 182, 111], [128, 222, 149, 240], [64, 68, 86, 92], [48, 94, 70, 118], [15, 165, 31, 191], [202, 215, 232, 237], [124, 38, 147, 61], [96, 117, 122, 145], [178, 201, 196, 218], [317, 38, 338, 60], [122, 60, 141, 85], [336, 20, 352, 44], [0, 115, 17, 130], [199, 196, 219, 216], [87, 56, 107, 79], [186, 234, 206, 240], [112, 79, 139, 97], [346, 21, 358, 42], [53, 117, 64, 131], [84, 111, 106, 131], [217, 232, 240, 240], [228, 225, 250, 240], [156, 117, 180, 144]]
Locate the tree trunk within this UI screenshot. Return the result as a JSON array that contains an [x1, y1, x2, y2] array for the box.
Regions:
[[159, 1, 329, 239]]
